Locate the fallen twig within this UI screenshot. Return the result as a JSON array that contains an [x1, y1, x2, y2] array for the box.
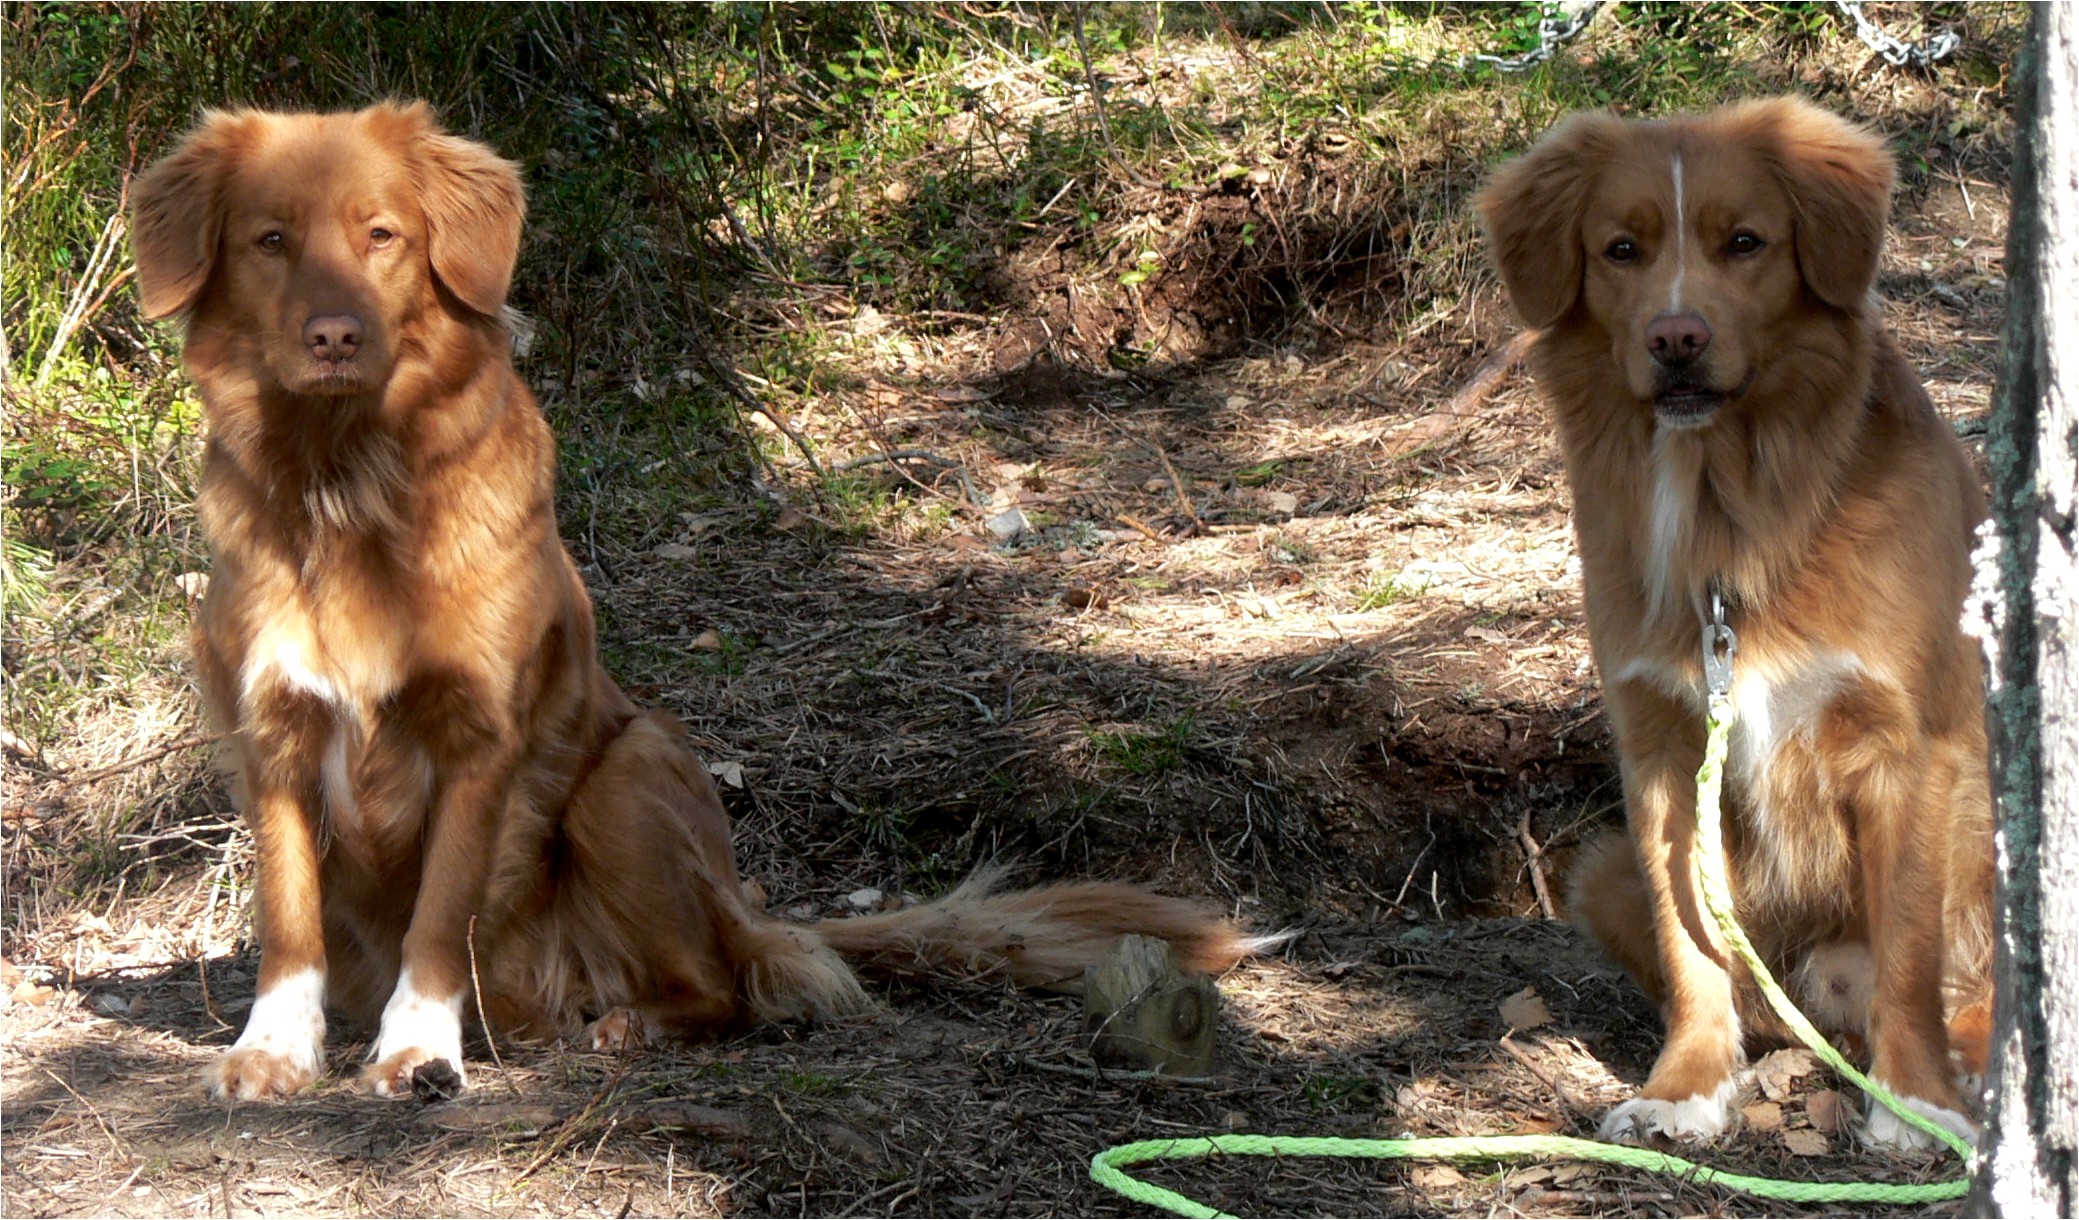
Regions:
[[56, 733, 219, 789], [1516, 808, 1556, 920], [1444, 328, 1540, 415]]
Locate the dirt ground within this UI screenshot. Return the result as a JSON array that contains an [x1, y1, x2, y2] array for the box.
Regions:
[[2, 49, 2015, 1220]]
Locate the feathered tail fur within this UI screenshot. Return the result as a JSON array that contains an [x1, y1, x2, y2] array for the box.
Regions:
[[804, 869, 1273, 992]]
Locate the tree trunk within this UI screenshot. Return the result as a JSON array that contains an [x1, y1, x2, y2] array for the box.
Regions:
[[1969, 3, 2079, 1214]]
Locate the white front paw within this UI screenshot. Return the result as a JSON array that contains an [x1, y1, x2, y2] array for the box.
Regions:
[[1599, 1081, 1737, 1143], [366, 968, 466, 1096], [1859, 1091, 1977, 1153]]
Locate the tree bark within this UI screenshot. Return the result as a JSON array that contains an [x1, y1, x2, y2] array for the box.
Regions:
[[1969, 3, 2079, 1214]]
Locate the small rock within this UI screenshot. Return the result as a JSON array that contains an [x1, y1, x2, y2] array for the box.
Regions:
[[89, 993, 131, 1017], [985, 508, 1029, 540], [844, 888, 883, 913], [1263, 491, 1298, 515]]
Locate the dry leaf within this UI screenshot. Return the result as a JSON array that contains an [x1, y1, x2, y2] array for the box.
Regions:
[[1754, 1047, 1822, 1078], [709, 761, 745, 789], [10, 980, 55, 1006], [1781, 1128, 1830, 1157], [774, 506, 810, 531], [1411, 1164, 1466, 1191], [1263, 490, 1299, 515], [1499, 986, 1554, 1031], [1741, 1100, 1785, 1131], [1806, 1088, 1848, 1134], [1063, 582, 1109, 610], [1465, 625, 1509, 645], [690, 629, 725, 651], [1760, 1070, 1795, 1101]]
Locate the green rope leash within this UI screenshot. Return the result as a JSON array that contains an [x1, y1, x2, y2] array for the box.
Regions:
[[1091, 673, 1974, 1216]]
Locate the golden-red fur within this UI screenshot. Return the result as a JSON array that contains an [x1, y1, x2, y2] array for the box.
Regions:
[[1477, 97, 1993, 1149], [133, 102, 1257, 1102]]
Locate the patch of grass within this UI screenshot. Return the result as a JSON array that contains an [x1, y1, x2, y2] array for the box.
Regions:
[[1300, 1072, 1379, 1111], [1266, 533, 1318, 566], [1088, 717, 1199, 777], [1355, 570, 1431, 612]]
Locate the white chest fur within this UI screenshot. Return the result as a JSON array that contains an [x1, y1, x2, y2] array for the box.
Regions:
[[1614, 646, 1869, 812]]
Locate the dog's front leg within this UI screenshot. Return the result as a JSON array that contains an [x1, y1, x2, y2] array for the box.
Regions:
[[207, 775, 330, 1100], [1836, 716, 1978, 1151], [363, 737, 521, 1098], [1599, 692, 1743, 1142]]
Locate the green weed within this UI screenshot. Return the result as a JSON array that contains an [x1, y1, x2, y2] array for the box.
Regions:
[[1088, 717, 1198, 777], [1355, 570, 1430, 612]]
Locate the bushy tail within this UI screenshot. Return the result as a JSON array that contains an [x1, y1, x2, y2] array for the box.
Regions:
[[718, 891, 874, 1025], [809, 869, 1274, 991]]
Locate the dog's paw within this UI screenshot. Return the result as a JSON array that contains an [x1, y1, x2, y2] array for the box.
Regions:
[[1598, 1081, 1737, 1143], [584, 1009, 650, 1052], [1859, 1091, 1977, 1153], [204, 1046, 321, 1101], [365, 969, 466, 1099], [362, 1046, 468, 1100]]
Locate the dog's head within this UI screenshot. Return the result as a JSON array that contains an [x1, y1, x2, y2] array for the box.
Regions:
[[1477, 97, 1894, 430], [131, 101, 524, 399]]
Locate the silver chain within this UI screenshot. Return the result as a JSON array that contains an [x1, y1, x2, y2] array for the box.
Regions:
[[1443, 1, 1957, 77], [1457, 1, 1603, 74], [1833, 0, 1960, 70]]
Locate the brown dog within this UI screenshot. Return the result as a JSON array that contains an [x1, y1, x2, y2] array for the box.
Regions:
[[132, 102, 1258, 1101], [1478, 97, 1992, 1150]]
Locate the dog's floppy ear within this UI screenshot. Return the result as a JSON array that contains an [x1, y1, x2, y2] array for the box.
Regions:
[[131, 110, 261, 320], [385, 101, 526, 315], [1477, 111, 1624, 328], [1746, 97, 1894, 309]]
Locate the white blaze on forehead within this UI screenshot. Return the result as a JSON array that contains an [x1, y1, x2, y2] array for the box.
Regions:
[[1668, 152, 1688, 312]]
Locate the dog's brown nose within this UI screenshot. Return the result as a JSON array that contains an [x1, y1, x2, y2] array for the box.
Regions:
[[304, 314, 364, 363], [1646, 313, 1712, 365]]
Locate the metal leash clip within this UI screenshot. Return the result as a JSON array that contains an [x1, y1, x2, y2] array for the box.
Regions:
[[1703, 588, 1738, 698]]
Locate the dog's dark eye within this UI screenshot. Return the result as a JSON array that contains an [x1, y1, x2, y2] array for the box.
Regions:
[[369, 228, 395, 247], [258, 232, 285, 253], [1605, 239, 1639, 263], [1729, 232, 1764, 256]]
